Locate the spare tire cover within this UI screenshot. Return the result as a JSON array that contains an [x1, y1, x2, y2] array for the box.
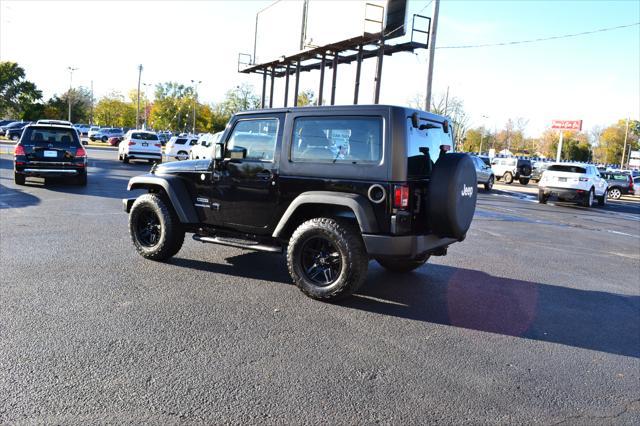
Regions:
[[427, 153, 477, 239]]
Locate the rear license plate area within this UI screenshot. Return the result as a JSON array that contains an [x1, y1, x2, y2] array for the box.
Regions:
[[44, 150, 57, 158], [142, 142, 148, 147], [558, 177, 567, 182]]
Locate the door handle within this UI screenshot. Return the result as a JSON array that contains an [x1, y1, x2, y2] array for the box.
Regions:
[[256, 170, 272, 180]]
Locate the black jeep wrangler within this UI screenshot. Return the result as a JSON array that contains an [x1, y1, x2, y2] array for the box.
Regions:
[[123, 105, 477, 301]]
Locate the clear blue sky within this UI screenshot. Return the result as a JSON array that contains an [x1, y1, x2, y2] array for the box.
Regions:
[[1, 0, 638, 136]]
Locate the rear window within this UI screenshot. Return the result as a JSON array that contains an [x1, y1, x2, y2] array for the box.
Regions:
[[131, 132, 158, 140], [547, 165, 586, 173], [407, 119, 452, 178], [291, 116, 382, 164], [21, 127, 79, 145]]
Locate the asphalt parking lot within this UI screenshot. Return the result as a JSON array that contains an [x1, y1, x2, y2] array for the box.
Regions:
[[1, 145, 639, 424]]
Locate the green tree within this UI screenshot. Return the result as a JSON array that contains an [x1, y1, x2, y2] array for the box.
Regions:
[[42, 87, 92, 123], [220, 83, 260, 116], [94, 92, 135, 128], [0, 61, 42, 119], [296, 89, 315, 107], [594, 119, 639, 165], [149, 82, 194, 132]]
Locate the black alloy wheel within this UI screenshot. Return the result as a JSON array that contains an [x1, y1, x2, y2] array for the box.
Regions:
[[300, 236, 342, 286], [135, 209, 162, 247]]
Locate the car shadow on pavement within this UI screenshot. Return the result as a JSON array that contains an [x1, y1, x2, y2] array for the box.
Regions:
[[169, 252, 293, 284], [344, 264, 640, 358], [0, 183, 40, 209]]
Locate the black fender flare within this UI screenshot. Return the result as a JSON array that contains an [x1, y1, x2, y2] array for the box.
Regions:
[[272, 191, 379, 238], [127, 174, 199, 223]]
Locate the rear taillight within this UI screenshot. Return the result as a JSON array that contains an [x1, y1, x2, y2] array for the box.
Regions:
[[579, 177, 589, 182], [128, 141, 136, 146], [629, 179, 634, 190], [75, 146, 87, 158], [393, 185, 410, 209], [14, 145, 25, 156], [154, 143, 162, 148]]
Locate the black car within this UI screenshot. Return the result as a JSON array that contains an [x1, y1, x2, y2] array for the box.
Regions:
[[0, 119, 17, 130], [13, 124, 87, 185], [123, 105, 478, 301], [5, 121, 31, 141]]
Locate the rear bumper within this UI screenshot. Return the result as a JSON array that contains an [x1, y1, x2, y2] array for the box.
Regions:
[[17, 168, 84, 178], [362, 234, 457, 259], [540, 186, 587, 200], [126, 151, 162, 160]]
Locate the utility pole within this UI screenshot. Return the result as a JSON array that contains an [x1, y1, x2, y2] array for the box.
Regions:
[[67, 66, 78, 122], [142, 82, 153, 129], [136, 64, 143, 129], [424, 0, 440, 111], [479, 115, 489, 154], [621, 117, 629, 168], [300, 0, 309, 50], [556, 131, 564, 162], [190, 80, 202, 135]]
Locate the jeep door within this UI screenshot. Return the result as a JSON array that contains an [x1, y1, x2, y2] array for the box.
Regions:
[[218, 114, 283, 233]]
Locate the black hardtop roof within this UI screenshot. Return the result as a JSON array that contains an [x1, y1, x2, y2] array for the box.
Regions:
[[233, 104, 450, 122]]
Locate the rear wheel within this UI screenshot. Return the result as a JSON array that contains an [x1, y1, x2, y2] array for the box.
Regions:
[[582, 188, 594, 207], [176, 151, 188, 161], [101, 136, 107, 142], [608, 187, 622, 200], [597, 190, 607, 206], [519, 178, 530, 185], [75, 173, 87, 186], [484, 175, 494, 191], [376, 255, 430, 273], [123, 154, 130, 164], [14, 172, 25, 185], [538, 190, 548, 204], [503, 172, 513, 184], [129, 193, 184, 261], [287, 218, 368, 301]]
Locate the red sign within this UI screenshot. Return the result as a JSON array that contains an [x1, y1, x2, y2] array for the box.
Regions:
[[551, 120, 582, 131]]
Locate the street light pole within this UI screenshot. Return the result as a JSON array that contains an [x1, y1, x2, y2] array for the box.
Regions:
[[479, 114, 489, 154], [136, 65, 143, 129], [67, 66, 78, 122], [190, 80, 202, 135]]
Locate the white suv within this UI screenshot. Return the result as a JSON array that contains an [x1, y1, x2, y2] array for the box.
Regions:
[[538, 163, 608, 207], [189, 132, 223, 160], [118, 130, 162, 164], [165, 135, 199, 160]]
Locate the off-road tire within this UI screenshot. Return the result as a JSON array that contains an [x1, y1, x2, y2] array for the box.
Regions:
[[597, 191, 607, 206], [538, 190, 548, 204], [519, 178, 530, 185], [287, 217, 368, 301], [582, 188, 594, 208], [484, 175, 494, 191], [376, 255, 430, 273], [503, 172, 513, 184], [14, 172, 25, 185], [129, 193, 184, 261]]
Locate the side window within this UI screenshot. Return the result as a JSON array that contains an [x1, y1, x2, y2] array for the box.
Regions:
[[189, 139, 198, 146], [291, 116, 382, 164], [227, 118, 278, 162]]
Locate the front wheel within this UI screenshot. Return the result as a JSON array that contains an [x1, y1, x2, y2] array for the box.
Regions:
[[101, 136, 107, 142], [129, 193, 185, 261], [376, 255, 430, 273], [287, 218, 368, 301], [484, 175, 494, 191], [519, 178, 530, 185], [608, 188, 622, 200]]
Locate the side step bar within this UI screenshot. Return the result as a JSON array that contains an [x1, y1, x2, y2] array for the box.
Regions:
[[192, 234, 282, 253]]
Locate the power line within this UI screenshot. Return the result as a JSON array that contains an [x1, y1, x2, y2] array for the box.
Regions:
[[437, 22, 640, 49]]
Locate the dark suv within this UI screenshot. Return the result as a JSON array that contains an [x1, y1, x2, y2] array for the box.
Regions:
[[123, 106, 477, 301], [13, 124, 88, 185]]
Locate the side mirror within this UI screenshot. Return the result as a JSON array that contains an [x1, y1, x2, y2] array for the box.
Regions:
[[214, 142, 224, 160]]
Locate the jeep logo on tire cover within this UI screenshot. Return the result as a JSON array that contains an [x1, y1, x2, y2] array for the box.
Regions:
[[461, 184, 474, 198]]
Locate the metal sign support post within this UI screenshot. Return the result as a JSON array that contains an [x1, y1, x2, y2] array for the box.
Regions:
[[556, 131, 564, 162]]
